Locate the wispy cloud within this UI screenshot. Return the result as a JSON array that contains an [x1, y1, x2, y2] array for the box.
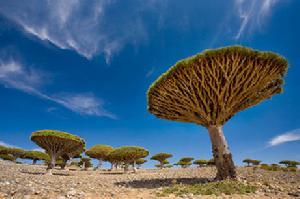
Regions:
[[267, 129, 300, 147], [0, 60, 115, 118], [145, 66, 156, 78], [0, 1, 163, 64], [234, 0, 279, 39], [0, 140, 18, 148]]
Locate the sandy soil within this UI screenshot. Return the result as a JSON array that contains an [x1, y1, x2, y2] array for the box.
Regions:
[[0, 160, 299, 199]]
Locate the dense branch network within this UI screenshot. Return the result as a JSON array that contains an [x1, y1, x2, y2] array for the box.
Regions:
[[148, 46, 288, 127]]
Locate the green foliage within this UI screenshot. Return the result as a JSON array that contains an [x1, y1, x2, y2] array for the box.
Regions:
[[151, 153, 173, 168], [0, 154, 15, 161], [157, 180, 257, 197], [0, 145, 8, 154], [151, 153, 173, 162], [31, 130, 85, 145], [176, 157, 194, 168], [109, 146, 149, 164], [85, 144, 114, 160], [136, 158, 147, 165], [22, 151, 49, 161], [3, 148, 25, 160], [193, 159, 208, 167], [279, 160, 299, 168], [180, 157, 194, 163], [243, 159, 261, 166], [207, 158, 215, 166]]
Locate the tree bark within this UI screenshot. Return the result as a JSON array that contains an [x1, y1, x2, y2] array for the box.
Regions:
[[124, 164, 129, 174], [208, 125, 236, 180], [132, 161, 137, 173], [46, 154, 56, 175]]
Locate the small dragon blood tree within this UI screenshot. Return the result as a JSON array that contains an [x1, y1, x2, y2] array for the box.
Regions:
[[86, 144, 114, 170], [22, 150, 49, 164], [135, 158, 147, 169], [4, 148, 25, 162], [31, 130, 85, 175], [151, 153, 173, 169], [176, 157, 194, 168], [193, 159, 208, 167], [147, 46, 288, 180], [109, 146, 149, 173], [60, 147, 84, 170]]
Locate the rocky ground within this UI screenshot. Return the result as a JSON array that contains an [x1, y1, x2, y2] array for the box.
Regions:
[[0, 160, 299, 199]]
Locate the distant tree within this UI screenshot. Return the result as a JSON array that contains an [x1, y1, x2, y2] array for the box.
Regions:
[[176, 157, 194, 168], [270, 164, 281, 171], [193, 159, 208, 167], [109, 146, 149, 173], [147, 46, 288, 180], [22, 151, 49, 165], [250, 160, 261, 166], [151, 153, 173, 169], [60, 148, 84, 170], [207, 158, 215, 166], [4, 148, 25, 162], [86, 144, 114, 170], [31, 130, 85, 175], [279, 160, 300, 168], [243, 159, 252, 167], [0, 154, 15, 162], [79, 157, 93, 170], [0, 145, 8, 154], [135, 158, 147, 169]]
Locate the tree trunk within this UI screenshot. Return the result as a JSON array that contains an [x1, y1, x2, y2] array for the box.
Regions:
[[132, 161, 137, 173], [61, 159, 67, 170], [46, 154, 56, 175], [33, 159, 37, 165], [97, 159, 103, 170], [124, 164, 129, 174], [208, 125, 236, 180]]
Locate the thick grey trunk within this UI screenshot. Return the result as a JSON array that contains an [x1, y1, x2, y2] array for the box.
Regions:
[[132, 161, 137, 173], [46, 154, 56, 175], [208, 125, 236, 180], [97, 159, 103, 169]]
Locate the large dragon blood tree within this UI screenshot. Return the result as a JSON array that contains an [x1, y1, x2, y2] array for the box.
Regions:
[[147, 46, 288, 180], [85, 144, 114, 170], [31, 130, 85, 174]]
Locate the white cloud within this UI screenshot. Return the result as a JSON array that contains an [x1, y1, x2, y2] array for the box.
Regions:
[[267, 129, 300, 147], [32, 148, 45, 152], [234, 0, 279, 39], [0, 140, 18, 148], [0, 60, 115, 118], [0, 1, 160, 64], [145, 66, 156, 78]]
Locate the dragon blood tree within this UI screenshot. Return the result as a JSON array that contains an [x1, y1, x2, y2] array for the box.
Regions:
[[85, 144, 114, 170], [193, 159, 208, 167], [109, 146, 149, 173], [135, 158, 147, 169], [147, 46, 288, 180], [151, 153, 173, 169], [176, 157, 194, 168], [60, 147, 84, 170], [22, 150, 49, 165], [31, 130, 85, 175], [4, 148, 25, 162]]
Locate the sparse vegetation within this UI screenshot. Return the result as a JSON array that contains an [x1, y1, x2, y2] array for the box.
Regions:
[[243, 159, 261, 167], [279, 160, 299, 168], [147, 46, 288, 180], [157, 180, 257, 197]]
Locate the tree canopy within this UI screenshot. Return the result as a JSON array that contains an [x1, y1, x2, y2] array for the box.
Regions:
[[193, 159, 208, 167], [279, 160, 299, 168], [86, 144, 113, 160], [22, 150, 49, 164], [147, 46, 288, 127], [151, 153, 173, 169], [31, 129, 85, 174], [109, 146, 149, 164]]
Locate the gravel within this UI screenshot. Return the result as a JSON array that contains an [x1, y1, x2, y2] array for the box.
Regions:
[[0, 160, 299, 199]]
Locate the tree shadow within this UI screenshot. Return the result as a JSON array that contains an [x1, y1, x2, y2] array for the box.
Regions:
[[21, 170, 71, 176], [115, 177, 213, 189]]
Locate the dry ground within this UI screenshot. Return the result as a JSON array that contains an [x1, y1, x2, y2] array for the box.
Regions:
[[0, 160, 299, 199]]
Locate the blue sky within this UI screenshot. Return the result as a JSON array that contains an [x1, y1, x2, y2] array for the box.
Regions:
[[0, 0, 299, 168]]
